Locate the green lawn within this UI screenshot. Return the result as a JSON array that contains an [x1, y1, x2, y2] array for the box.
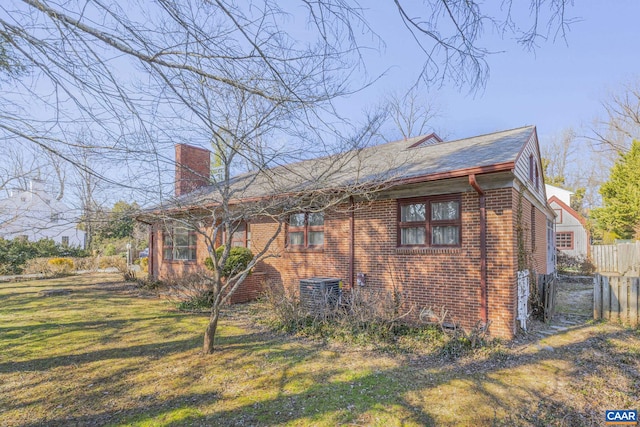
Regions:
[[0, 273, 638, 426]]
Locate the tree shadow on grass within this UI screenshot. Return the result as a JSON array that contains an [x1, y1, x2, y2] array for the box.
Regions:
[[2, 363, 143, 416], [15, 391, 221, 427], [138, 327, 639, 425], [5, 325, 638, 426], [0, 316, 181, 336], [3, 271, 637, 426], [0, 337, 201, 373]]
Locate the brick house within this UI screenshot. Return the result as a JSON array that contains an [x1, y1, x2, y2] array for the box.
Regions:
[[144, 126, 555, 338]]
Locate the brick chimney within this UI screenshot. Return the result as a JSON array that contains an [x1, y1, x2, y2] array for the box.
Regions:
[[175, 144, 211, 196]]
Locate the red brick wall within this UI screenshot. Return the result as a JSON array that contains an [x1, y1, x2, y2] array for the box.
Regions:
[[351, 196, 485, 330], [227, 272, 266, 304], [276, 208, 351, 290], [150, 222, 265, 304], [485, 188, 518, 337], [175, 144, 211, 196], [150, 186, 553, 339], [256, 190, 518, 338], [512, 191, 551, 275], [154, 223, 211, 279]]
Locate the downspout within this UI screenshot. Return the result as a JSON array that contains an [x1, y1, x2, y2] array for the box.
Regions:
[[349, 196, 355, 288], [469, 174, 488, 325]]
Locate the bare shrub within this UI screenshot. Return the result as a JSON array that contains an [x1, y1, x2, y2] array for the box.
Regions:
[[23, 257, 54, 276], [261, 281, 306, 332], [580, 258, 597, 275], [96, 255, 134, 280], [134, 276, 162, 291], [98, 255, 126, 270], [419, 306, 450, 327], [347, 286, 410, 323], [557, 251, 596, 275], [24, 257, 81, 277], [262, 281, 495, 356], [440, 321, 492, 358], [263, 283, 423, 346], [23, 256, 101, 276], [73, 257, 99, 272], [335, 286, 413, 341], [420, 305, 493, 357], [160, 273, 213, 312]]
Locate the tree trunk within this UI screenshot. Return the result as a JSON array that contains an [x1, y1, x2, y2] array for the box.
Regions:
[[203, 307, 220, 354]]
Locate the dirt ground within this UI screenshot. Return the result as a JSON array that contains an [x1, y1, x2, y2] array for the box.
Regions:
[[554, 275, 594, 318], [519, 274, 594, 341]]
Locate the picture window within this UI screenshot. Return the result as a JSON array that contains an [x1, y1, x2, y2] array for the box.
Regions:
[[162, 222, 197, 261]]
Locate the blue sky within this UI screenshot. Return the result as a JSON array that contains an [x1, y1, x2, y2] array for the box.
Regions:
[[349, 1, 640, 144], [5, 0, 637, 207]]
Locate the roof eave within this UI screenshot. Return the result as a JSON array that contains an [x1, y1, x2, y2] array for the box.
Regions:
[[136, 161, 518, 222], [388, 161, 516, 187]]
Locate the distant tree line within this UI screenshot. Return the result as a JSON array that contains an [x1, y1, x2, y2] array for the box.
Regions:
[[0, 237, 86, 275], [0, 199, 147, 275]]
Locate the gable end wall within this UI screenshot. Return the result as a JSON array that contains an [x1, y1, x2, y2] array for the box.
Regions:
[[514, 132, 547, 206]]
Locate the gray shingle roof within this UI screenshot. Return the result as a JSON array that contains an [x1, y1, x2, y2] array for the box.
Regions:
[[173, 125, 535, 207]]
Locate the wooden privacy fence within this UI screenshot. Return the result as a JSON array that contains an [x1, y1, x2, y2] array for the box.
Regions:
[[593, 274, 639, 326], [590, 242, 640, 275]]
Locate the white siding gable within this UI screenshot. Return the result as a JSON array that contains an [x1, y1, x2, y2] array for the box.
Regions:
[[514, 129, 548, 207], [548, 198, 589, 259], [545, 184, 573, 206]]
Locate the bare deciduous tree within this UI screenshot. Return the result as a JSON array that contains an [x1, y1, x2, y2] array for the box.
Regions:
[[541, 127, 576, 186], [384, 86, 441, 140], [541, 127, 612, 213], [141, 76, 394, 352], [593, 80, 640, 153], [68, 140, 107, 251], [1, 0, 575, 353]]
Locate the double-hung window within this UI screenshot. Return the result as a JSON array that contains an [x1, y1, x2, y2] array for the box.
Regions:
[[398, 196, 461, 247], [163, 222, 197, 261], [230, 222, 251, 248], [288, 212, 324, 248]]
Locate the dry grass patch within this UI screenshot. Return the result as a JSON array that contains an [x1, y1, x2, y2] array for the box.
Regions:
[[1, 273, 639, 426], [554, 275, 594, 316]]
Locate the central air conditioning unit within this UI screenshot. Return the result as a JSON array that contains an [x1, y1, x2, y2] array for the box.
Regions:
[[299, 277, 342, 311]]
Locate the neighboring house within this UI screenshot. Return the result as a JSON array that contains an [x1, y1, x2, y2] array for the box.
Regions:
[[143, 126, 556, 339], [0, 179, 85, 248], [545, 184, 590, 260]]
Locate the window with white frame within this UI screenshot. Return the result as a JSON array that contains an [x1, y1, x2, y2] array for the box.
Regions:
[[162, 222, 197, 261]]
